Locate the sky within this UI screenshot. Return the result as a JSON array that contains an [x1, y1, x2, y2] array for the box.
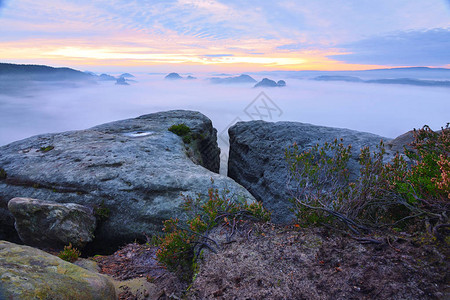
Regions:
[[0, 0, 449, 72]]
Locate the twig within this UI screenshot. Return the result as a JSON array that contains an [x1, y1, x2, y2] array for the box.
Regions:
[[222, 240, 237, 245], [177, 225, 220, 250], [433, 223, 450, 241], [386, 237, 401, 252]]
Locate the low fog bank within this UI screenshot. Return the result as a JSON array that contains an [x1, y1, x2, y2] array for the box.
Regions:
[[258, 67, 450, 81], [1, 74, 449, 172]]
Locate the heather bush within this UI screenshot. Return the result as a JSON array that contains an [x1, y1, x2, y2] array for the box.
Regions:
[[156, 184, 270, 278], [58, 243, 81, 263], [286, 125, 449, 236]]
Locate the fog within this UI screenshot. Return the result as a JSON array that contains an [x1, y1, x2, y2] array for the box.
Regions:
[[1, 74, 449, 172]]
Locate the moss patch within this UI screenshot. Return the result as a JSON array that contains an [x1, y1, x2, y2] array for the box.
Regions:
[[40, 145, 54, 152]]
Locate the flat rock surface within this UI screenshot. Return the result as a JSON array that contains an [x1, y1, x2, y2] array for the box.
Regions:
[[0, 240, 116, 300], [228, 121, 396, 223], [0, 110, 254, 251]]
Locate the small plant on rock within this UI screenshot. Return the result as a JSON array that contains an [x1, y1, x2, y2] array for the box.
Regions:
[[169, 123, 193, 144], [58, 243, 81, 263], [156, 184, 270, 279], [169, 123, 191, 136], [40, 145, 54, 152]]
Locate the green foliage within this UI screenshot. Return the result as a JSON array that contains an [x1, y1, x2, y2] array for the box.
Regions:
[[0, 168, 6, 180], [169, 123, 191, 136], [168, 123, 193, 144], [40, 145, 54, 152], [403, 124, 450, 201], [58, 243, 81, 263], [183, 135, 192, 144], [93, 200, 110, 221], [156, 186, 270, 279], [286, 125, 449, 235], [285, 139, 351, 226]]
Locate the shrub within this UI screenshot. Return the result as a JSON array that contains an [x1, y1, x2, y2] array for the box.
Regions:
[[286, 125, 449, 235], [285, 139, 352, 227], [404, 124, 450, 202], [156, 185, 270, 279], [169, 124, 191, 136], [58, 243, 81, 263], [169, 123, 193, 144]]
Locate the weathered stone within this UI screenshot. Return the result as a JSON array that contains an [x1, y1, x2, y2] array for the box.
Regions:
[[0, 240, 116, 300], [228, 120, 397, 223], [8, 197, 96, 249], [386, 130, 414, 153], [0, 110, 254, 251]]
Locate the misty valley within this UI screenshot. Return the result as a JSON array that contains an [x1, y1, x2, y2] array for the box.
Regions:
[[1, 63, 449, 160]]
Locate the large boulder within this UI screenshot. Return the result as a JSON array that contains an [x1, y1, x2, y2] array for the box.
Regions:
[[228, 121, 397, 224], [0, 241, 116, 300], [8, 197, 96, 249], [0, 110, 255, 251]]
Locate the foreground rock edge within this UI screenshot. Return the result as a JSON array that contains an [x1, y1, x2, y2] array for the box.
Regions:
[[0, 240, 116, 300]]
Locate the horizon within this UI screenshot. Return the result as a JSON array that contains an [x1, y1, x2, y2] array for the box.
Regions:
[[1, 0, 449, 73], [3, 61, 450, 76]]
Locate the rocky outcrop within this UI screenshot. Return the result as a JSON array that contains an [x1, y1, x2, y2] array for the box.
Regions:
[[165, 72, 183, 80], [386, 130, 414, 153], [99, 74, 116, 81], [209, 74, 256, 84], [8, 198, 96, 249], [254, 78, 286, 88], [115, 77, 129, 85], [0, 241, 116, 300], [119, 73, 135, 78], [228, 121, 396, 223], [254, 78, 278, 87], [0, 110, 255, 251], [277, 80, 286, 87]]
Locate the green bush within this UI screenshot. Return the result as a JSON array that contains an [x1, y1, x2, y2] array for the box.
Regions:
[[169, 123, 193, 144], [156, 185, 270, 279], [58, 243, 81, 263], [169, 124, 191, 136], [285, 139, 352, 227], [286, 125, 449, 235], [403, 124, 449, 202]]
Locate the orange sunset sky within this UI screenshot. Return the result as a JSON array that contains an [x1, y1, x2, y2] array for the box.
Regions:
[[0, 0, 449, 72]]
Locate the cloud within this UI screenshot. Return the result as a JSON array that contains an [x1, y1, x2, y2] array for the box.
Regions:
[[277, 44, 307, 50], [330, 28, 450, 66], [203, 54, 234, 57], [1, 0, 450, 70]]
